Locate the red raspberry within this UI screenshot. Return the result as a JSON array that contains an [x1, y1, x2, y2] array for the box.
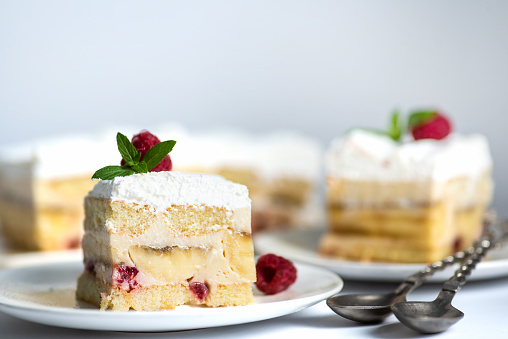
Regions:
[[121, 130, 173, 171], [410, 113, 452, 140], [189, 282, 209, 302], [113, 265, 139, 291], [255, 253, 297, 295]]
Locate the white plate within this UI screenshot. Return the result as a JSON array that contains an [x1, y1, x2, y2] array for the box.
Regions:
[[0, 238, 82, 270], [0, 261, 343, 332], [254, 229, 508, 282]]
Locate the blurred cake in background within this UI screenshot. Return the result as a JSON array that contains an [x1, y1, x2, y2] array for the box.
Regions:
[[319, 111, 493, 263], [169, 129, 323, 232], [0, 134, 114, 251]]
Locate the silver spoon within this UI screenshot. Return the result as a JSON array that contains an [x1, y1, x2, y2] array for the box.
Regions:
[[326, 216, 504, 323], [391, 237, 495, 334], [326, 247, 474, 323]]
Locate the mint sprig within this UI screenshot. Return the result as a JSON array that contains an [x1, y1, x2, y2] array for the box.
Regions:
[[386, 110, 403, 141], [92, 132, 176, 180]]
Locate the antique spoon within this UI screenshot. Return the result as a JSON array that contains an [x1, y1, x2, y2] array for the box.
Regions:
[[326, 247, 473, 323], [391, 237, 495, 334]]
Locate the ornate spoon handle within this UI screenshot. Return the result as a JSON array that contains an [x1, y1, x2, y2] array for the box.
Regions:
[[441, 239, 493, 293], [403, 247, 475, 286]]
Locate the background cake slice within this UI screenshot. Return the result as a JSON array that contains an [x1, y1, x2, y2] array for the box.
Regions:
[[319, 111, 493, 263], [0, 134, 115, 251]]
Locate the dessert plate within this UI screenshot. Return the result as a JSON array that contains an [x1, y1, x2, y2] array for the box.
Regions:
[[0, 238, 82, 270], [254, 229, 508, 282], [0, 248, 82, 270], [0, 261, 343, 332]]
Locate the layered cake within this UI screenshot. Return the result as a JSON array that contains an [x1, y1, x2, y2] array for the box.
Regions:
[[169, 129, 323, 232], [319, 112, 493, 263], [0, 134, 115, 251], [76, 132, 256, 310]]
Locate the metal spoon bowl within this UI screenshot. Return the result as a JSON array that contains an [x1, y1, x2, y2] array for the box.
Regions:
[[326, 292, 402, 323], [391, 291, 463, 334]]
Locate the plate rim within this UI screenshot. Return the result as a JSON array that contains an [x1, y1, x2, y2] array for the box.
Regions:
[[254, 229, 508, 282]]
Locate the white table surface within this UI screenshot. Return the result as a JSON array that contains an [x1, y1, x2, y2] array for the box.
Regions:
[[1, 272, 507, 338]]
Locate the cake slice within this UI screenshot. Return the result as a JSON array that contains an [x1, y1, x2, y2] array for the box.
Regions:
[[76, 131, 256, 310], [319, 111, 493, 263]]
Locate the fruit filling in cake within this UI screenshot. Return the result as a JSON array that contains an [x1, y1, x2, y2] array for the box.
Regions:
[[319, 111, 493, 263], [76, 131, 256, 310]]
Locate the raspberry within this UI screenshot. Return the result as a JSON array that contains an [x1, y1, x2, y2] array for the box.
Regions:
[[113, 265, 139, 291], [410, 113, 452, 140], [131, 130, 161, 154], [255, 253, 297, 295], [120, 130, 173, 171], [189, 282, 209, 302]]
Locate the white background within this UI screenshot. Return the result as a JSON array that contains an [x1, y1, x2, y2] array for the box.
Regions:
[[1, 1, 507, 212]]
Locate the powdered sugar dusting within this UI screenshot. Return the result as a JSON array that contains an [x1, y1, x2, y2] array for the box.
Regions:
[[88, 171, 250, 210]]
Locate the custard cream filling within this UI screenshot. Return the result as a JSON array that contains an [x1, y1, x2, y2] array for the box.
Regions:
[[86, 229, 254, 288]]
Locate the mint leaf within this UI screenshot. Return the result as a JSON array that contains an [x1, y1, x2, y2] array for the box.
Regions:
[[143, 140, 177, 171], [387, 110, 403, 141], [117, 132, 139, 165], [131, 161, 148, 173], [92, 166, 135, 180], [408, 111, 437, 130], [134, 152, 141, 163]]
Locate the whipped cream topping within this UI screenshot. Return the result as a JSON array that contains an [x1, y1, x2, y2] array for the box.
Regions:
[[88, 171, 251, 211], [326, 129, 492, 182]]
